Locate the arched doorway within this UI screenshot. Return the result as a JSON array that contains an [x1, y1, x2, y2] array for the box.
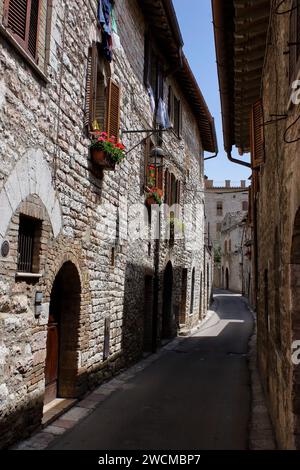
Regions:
[[162, 261, 173, 339], [290, 207, 300, 448], [44, 261, 81, 405], [143, 275, 154, 352], [199, 272, 203, 320], [190, 268, 195, 315], [207, 263, 210, 307], [225, 268, 229, 290]]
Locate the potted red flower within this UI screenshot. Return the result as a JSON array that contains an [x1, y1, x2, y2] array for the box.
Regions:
[[90, 132, 126, 169], [145, 186, 163, 206]]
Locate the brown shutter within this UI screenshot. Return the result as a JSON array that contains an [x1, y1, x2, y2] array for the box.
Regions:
[[248, 186, 252, 225], [250, 100, 265, 168], [144, 137, 151, 189], [168, 86, 174, 124], [4, 0, 40, 59], [90, 43, 98, 129], [28, 0, 40, 58], [106, 78, 121, 141], [5, 0, 28, 40], [178, 100, 183, 138], [84, 45, 98, 131], [157, 167, 163, 190]]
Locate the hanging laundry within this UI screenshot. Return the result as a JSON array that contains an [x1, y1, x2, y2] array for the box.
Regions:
[[156, 98, 171, 129], [97, 0, 114, 62]]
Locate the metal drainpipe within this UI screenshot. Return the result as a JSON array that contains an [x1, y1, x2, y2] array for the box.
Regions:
[[204, 150, 219, 161], [227, 150, 251, 169]]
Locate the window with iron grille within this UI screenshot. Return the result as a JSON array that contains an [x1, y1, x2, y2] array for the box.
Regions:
[[3, 0, 41, 60], [17, 215, 41, 273]]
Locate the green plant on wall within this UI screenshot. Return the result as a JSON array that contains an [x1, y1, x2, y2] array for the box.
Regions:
[[214, 246, 221, 265]]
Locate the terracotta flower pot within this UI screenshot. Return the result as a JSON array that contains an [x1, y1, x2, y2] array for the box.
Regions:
[[146, 195, 157, 206], [91, 149, 115, 170]]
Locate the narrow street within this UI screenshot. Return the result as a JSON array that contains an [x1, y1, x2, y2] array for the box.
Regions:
[[48, 291, 253, 450]]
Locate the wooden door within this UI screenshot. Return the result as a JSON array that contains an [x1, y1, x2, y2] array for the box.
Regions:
[[44, 311, 59, 405]]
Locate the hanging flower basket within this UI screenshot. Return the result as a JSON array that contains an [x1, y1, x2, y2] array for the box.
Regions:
[[91, 149, 116, 170], [145, 187, 163, 206], [89, 132, 126, 170]]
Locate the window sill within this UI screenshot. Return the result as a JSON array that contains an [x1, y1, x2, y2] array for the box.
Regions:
[[16, 272, 42, 279], [0, 24, 48, 83]]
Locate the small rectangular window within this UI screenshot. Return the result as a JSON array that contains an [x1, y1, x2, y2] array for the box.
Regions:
[[17, 215, 42, 273], [242, 201, 248, 211], [216, 223, 222, 233], [217, 201, 223, 216]]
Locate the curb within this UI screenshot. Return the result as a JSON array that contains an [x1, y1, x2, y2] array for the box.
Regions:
[[245, 301, 277, 450]]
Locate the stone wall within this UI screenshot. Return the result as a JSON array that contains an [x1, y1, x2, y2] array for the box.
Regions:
[[220, 211, 247, 293], [0, 0, 210, 448], [256, 1, 300, 449], [205, 187, 249, 248]]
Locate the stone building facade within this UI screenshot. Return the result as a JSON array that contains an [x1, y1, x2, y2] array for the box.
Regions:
[[213, 0, 300, 449], [0, 0, 217, 447], [204, 179, 249, 287], [220, 211, 247, 293]]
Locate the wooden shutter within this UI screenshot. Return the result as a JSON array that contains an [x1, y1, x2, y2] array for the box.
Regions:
[[168, 86, 174, 124], [248, 186, 252, 226], [84, 44, 98, 130], [157, 167, 163, 190], [4, 0, 40, 59], [144, 137, 151, 188], [178, 100, 182, 138], [28, 0, 39, 58], [106, 78, 121, 142], [250, 100, 265, 168]]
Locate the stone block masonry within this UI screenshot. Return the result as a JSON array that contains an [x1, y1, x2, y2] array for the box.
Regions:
[[0, 0, 214, 448]]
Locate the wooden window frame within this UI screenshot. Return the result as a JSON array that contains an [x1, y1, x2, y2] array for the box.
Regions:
[[85, 43, 120, 139], [250, 99, 265, 169], [168, 86, 182, 138], [3, 0, 41, 61]]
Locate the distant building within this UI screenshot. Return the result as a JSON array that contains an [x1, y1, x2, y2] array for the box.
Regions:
[[220, 211, 247, 293], [205, 179, 249, 287]]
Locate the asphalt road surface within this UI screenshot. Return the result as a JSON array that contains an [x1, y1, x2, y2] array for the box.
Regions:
[[49, 290, 253, 450]]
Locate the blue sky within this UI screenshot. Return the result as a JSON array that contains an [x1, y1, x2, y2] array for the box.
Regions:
[[173, 0, 251, 184]]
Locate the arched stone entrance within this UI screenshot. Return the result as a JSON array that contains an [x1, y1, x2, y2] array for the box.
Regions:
[[162, 261, 174, 339], [290, 208, 300, 448], [44, 261, 81, 405]]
